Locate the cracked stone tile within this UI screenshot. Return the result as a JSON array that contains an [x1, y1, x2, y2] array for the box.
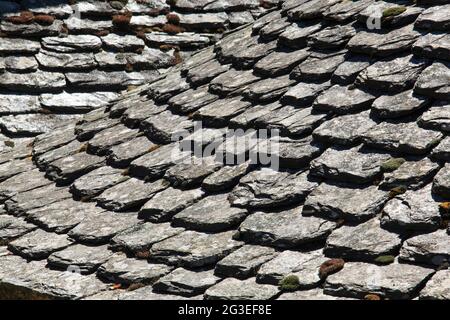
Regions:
[[154, 268, 220, 297], [418, 101, 450, 132], [66, 70, 143, 90], [286, 0, 341, 20], [244, 75, 296, 102], [415, 4, 450, 31], [362, 122, 443, 155], [433, 164, 450, 198], [419, 270, 450, 300], [42, 34, 102, 53], [64, 16, 113, 34], [215, 245, 277, 279], [168, 87, 219, 114], [185, 60, 230, 89], [0, 168, 50, 202], [256, 106, 329, 137], [0, 38, 41, 54], [70, 166, 129, 200], [347, 24, 420, 57], [0, 70, 66, 93], [257, 249, 327, 288], [229, 169, 317, 209], [257, 136, 323, 169], [145, 32, 211, 49], [356, 55, 426, 93], [0, 94, 40, 115], [254, 49, 309, 77], [204, 277, 279, 300], [202, 162, 253, 192], [229, 39, 277, 69], [35, 140, 84, 170], [415, 62, 450, 100], [331, 55, 371, 85], [0, 20, 63, 37], [372, 89, 429, 119], [150, 230, 243, 268], [291, 50, 346, 82], [279, 22, 322, 49], [40, 92, 118, 113], [413, 33, 450, 61], [431, 136, 450, 162], [0, 114, 80, 137], [110, 222, 184, 254], [8, 229, 73, 260], [313, 110, 377, 146], [325, 218, 402, 261], [323, 0, 374, 22], [310, 145, 391, 184], [139, 186, 204, 222], [308, 23, 356, 50], [87, 124, 139, 156], [164, 156, 223, 189], [26, 199, 106, 234], [107, 136, 156, 168], [32, 123, 76, 156], [173, 193, 248, 232], [324, 262, 434, 299], [0, 256, 108, 299], [121, 98, 166, 128], [101, 34, 145, 51], [2, 56, 38, 72], [238, 207, 336, 248], [303, 183, 389, 222], [278, 288, 353, 300], [282, 81, 331, 107], [357, 1, 423, 28], [209, 69, 260, 96], [381, 184, 441, 232], [98, 253, 172, 285], [68, 211, 140, 244], [400, 230, 450, 266], [381, 158, 440, 191], [129, 143, 190, 180], [0, 215, 37, 245], [36, 49, 98, 70], [0, 158, 34, 183], [313, 85, 376, 115], [46, 152, 105, 185], [196, 97, 251, 127], [141, 111, 193, 144], [96, 178, 169, 212], [258, 16, 291, 41], [4, 184, 71, 217], [48, 244, 113, 274]]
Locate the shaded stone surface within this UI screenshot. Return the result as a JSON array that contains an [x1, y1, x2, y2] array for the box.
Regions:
[[204, 278, 279, 300], [400, 230, 450, 266]]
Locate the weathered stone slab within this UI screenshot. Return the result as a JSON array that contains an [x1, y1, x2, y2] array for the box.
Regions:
[[40, 92, 118, 113], [202, 162, 253, 192], [238, 207, 336, 248], [431, 136, 450, 161], [0, 38, 40, 54], [42, 34, 102, 52], [173, 193, 247, 232], [0, 215, 37, 245], [254, 49, 309, 77], [282, 81, 331, 106], [229, 169, 317, 209], [325, 218, 402, 261], [204, 278, 279, 300], [36, 50, 97, 70], [110, 222, 184, 254], [415, 5, 450, 31], [107, 136, 156, 168], [291, 50, 346, 81], [97, 253, 172, 285], [313, 85, 375, 115], [8, 229, 72, 260], [415, 62, 450, 100], [432, 164, 450, 198], [310, 145, 391, 184], [418, 101, 450, 132], [331, 55, 370, 85], [413, 33, 450, 61], [303, 183, 388, 222], [257, 249, 327, 288], [96, 178, 168, 212], [308, 23, 356, 50], [215, 245, 277, 279], [400, 230, 450, 266], [0, 168, 50, 202], [420, 270, 450, 300], [149, 230, 243, 268], [154, 268, 220, 297], [381, 184, 441, 232], [0, 70, 66, 93], [324, 262, 433, 299], [371, 90, 429, 119]]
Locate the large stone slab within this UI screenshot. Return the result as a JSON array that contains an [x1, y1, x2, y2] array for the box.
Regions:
[[400, 230, 450, 267], [204, 278, 279, 300]]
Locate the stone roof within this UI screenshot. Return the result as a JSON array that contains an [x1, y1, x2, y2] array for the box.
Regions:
[[0, 0, 449, 300], [0, 0, 274, 149]]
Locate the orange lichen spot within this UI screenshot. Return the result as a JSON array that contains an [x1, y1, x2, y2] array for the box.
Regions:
[[148, 145, 160, 153], [110, 283, 122, 290], [162, 23, 185, 34], [166, 13, 180, 25], [319, 258, 345, 279], [135, 250, 151, 259], [6, 11, 34, 24], [364, 294, 381, 300], [112, 12, 132, 28]]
